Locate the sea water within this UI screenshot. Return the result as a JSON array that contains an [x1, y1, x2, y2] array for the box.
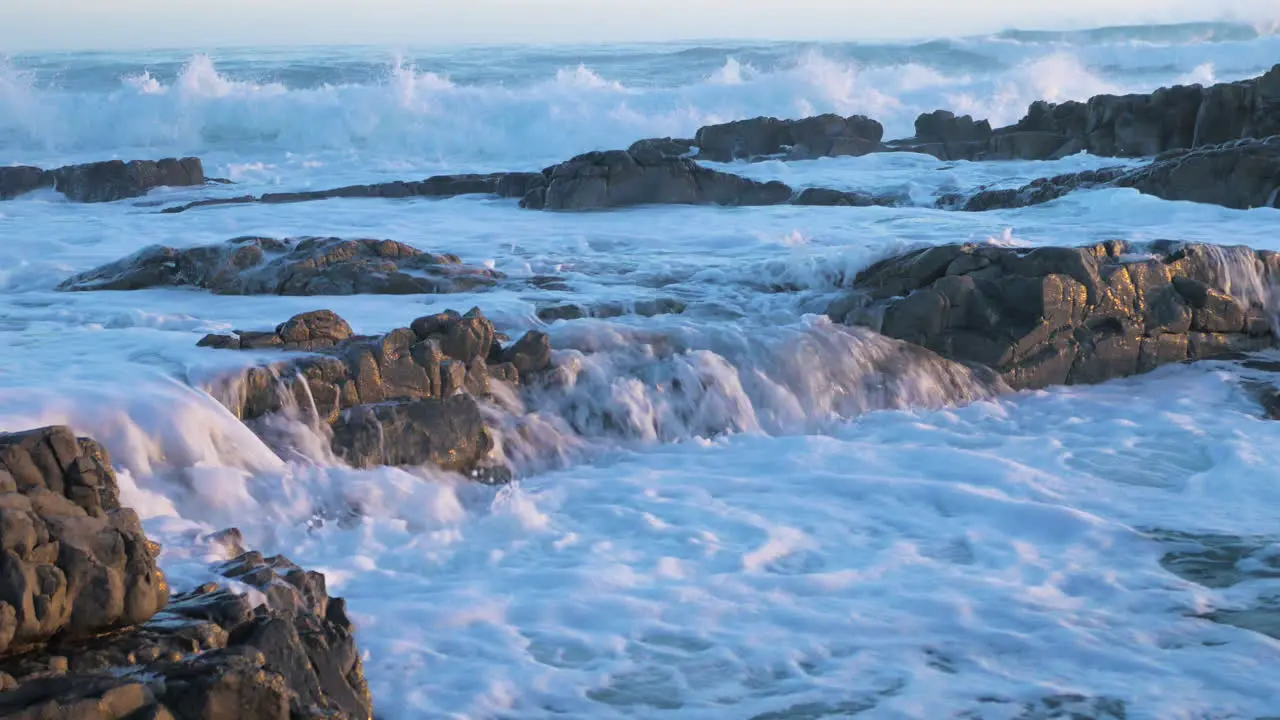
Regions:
[[2, 21, 1280, 718]]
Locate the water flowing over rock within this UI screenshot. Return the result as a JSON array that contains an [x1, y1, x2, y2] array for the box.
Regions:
[[0, 430, 372, 719], [57, 236, 502, 295], [828, 241, 1278, 390], [203, 308, 553, 476], [523, 149, 794, 210], [0, 158, 206, 202], [891, 63, 1280, 161], [159, 171, 545, 214], [691, 114, 884, 162], [939, 136, 1280, 211]]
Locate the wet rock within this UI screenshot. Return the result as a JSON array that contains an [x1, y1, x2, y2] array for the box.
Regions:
[[529, 149, 793, 210], [829, 241, 1276, 390], [0, 427, 169, 655], [204, 308, 552, 474], [58, 236, 501, 295], [914, 110, 993, 145], [537, 297, 688, 322], [941, 136, 1280, 211], [159, 171, 545, 214], [1, 158, 205, 202], [627, 137, 698, 157], [692, 114, 884, 162], [791, 187, 900, 207]]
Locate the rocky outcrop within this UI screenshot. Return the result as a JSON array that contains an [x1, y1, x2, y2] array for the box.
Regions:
[[627, 137, 697, 158], [536, 297, 688, 322], [791, 187, 902, 207], [892, 64, 1280, 161], [0, 158, 206, 202], [828, 241, 1277, 390], [203, 308, 552, 475], [692, 114, 884, 162], [523, 149, 793, 210], [159, 171, 545, 214], [0, 429, 372, 719], [58, 236, 501, 295], [939, 136, 1280, 211], [0, 427, 169, 654]]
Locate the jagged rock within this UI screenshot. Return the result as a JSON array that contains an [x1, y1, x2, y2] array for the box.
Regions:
[[205, 308, 550, 475], [692, 114, 884, 162], [159, 171, 545, 214], [915, 110, 993, 145], [537, 297, 688, 322], [627, 137, 698, 157], [0, 542, 372, 720], [526, 149, 793, 210], [939, 137, 1280, 211], [828, 241, 1276, 390], [0, 158, 206, 202], [58, 236, 501, 295], [0, 427, 169, 655]]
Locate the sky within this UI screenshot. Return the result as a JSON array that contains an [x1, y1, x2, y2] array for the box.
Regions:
[[0, 0, 1275, 50]]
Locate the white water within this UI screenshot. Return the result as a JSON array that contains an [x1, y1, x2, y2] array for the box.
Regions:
[[3, 22, 1280, 719]]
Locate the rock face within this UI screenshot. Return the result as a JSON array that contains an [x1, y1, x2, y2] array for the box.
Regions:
[[0, 429, 372, 719], [892, 64, 1280, 161], [203, 308, 553, 474], [692, 114, 884, 162], [939, 137, 1280, 211], [58, 236, 501, 295], [0, 158, 206, 202], [828, 241, 1277, 390], [0, 427, 169, 654], [159, 171, 545, 214], [525, 149, 793, 210]]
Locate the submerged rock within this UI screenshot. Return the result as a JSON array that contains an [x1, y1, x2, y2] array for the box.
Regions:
[[829, 240, 1277, 390], [692, 114, 884, 162], [0, 157, 206, 202], [939, 136, 1280, 211], [203, 307, 553, 475], [159, 171, 545, 214], [58, 236, 502, 295], [526, 149, 793, 210]]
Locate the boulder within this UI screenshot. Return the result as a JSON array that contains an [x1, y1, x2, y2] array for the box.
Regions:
[[0, 158, 205, 202], [627, 137, 698, 158], [828, 241, 1277, 390], [693, 114, 884, 162], [527, 149, 793, 210], [159, 171, 545, 214], [0, 427, 169, 654], [58, 236, 501, 295], [915, 110, 993, 145], [940, 137, 1280, 211], [0, 538, 373, 720], [537, 297, 688, 322], [791, 187, 900, 207], [203, 308, 552, 475]]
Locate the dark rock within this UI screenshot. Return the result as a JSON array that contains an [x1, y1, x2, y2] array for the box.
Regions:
[[693, 114, 884, 162], [938, 167, 1130, 211], [829, 241, 1276, 390], [536, 297, 688, 322], [627, 137, 697, 158], [58, 236, 501, 295], [502, 331, 553, 377], [791, 187, 899, 207], [1, 158, 205, 203], [0, 427, 169, 655], [532, 150, 792, 210], [914, 110, 993, 145], [331, 395, 492, 471]]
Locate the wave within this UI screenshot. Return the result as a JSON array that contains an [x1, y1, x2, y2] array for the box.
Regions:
[[991, 21, 1266, 46], [1, 25, 1277, 166]]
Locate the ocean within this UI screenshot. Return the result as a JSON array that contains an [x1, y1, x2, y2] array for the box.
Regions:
[[2, 20, 1280, 718]]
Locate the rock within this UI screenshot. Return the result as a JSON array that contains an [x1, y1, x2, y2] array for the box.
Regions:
[[159, 171, 546, 214], [0, 427, 169, 654], [941, 137, 1280, 211], [914, 110, 993, 145], [203, 308, 552, 474], [791, 187, 900, 207], [529, 150, 793, 210], [58, 236, 502, 295], [536, 297, 688, 322], [829, 241, 1276, 390], [0, 158, 205, 203], [692, 114, 884, 162], [627, 137, 697, 158], [0, 545, 373, 720]]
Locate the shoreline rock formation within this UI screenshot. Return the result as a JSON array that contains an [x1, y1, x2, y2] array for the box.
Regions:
[[828, 240, 1277, 390], [201, 307, 552, 477], [58, 236, 503, 296], [0, 158, 207, 203], [0, 427, 372, 719]]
